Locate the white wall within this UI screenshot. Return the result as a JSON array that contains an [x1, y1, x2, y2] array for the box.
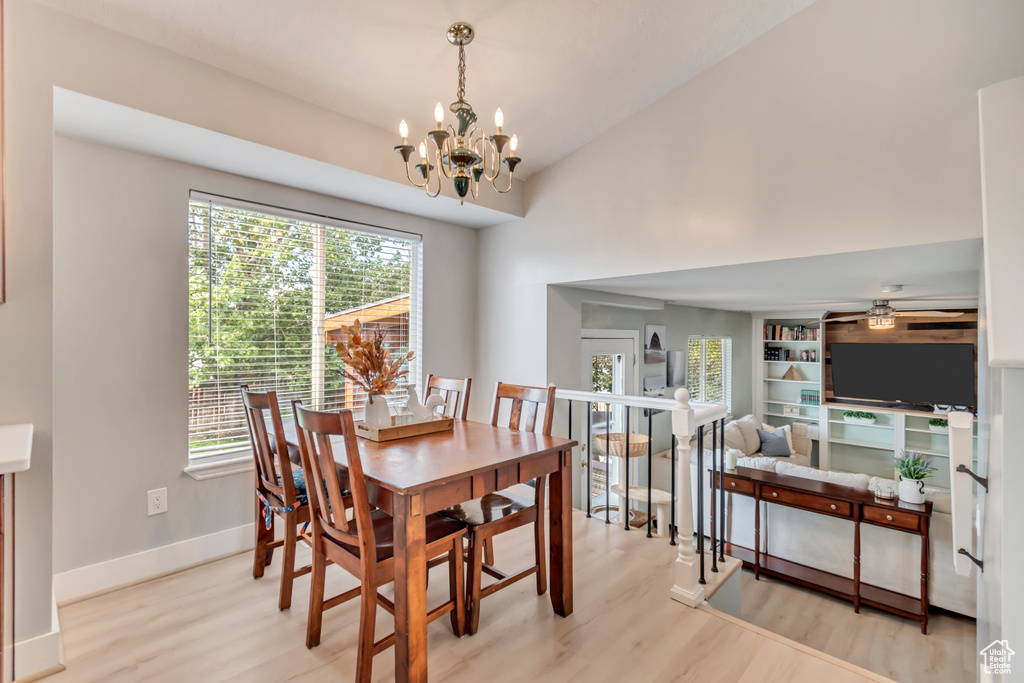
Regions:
[[580, 299, 754, 416], [0, 1, 481, 672], [51, 136, 478, 574], [977, 76, 1024, 675], [475, 0, 1024, 419]]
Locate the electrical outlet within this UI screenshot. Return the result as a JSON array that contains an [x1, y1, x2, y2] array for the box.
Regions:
[[148, 488, 168, 516]]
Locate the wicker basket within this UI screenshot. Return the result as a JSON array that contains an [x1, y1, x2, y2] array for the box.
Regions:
[[594, 432, 650, 459]]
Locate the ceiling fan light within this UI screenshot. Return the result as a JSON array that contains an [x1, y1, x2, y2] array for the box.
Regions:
[[868, 316, 896, 330]]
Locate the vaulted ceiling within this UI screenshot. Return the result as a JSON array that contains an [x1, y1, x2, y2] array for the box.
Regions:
[[34, 0, 817, 177]]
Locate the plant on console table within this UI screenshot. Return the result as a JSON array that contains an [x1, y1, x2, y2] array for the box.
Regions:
[[928, 417, 949, 434], [336, 319, 414, 430], [843, 410, 877, 425], [894, 450, 933, 505]]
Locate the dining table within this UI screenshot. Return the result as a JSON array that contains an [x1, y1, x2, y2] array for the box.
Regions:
[[274, 416, 578, 683]]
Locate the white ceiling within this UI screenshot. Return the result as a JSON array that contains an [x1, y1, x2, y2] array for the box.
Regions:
[[563, 240, 982, 315], [34, 0, 817, 177]]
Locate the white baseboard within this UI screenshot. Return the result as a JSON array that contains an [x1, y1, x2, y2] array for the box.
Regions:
[[53, 523, 255, 604], [13, 590, 64, 681]]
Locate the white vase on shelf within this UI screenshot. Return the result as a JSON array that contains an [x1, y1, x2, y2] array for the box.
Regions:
[[898, 477, 926, 505], [364, 392, 392, 429]]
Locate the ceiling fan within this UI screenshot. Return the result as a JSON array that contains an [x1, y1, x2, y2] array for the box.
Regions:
[[810, 300, 964, 329]]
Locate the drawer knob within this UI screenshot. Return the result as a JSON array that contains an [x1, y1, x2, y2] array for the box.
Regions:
[[886, 514, 893, 521], [830, 504, 836, 510], [730, 482, 736, 487], [772, 492, 778, 498]]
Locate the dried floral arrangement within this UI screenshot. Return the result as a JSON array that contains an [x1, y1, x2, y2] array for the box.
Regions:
[[335, 319, 414, 395]]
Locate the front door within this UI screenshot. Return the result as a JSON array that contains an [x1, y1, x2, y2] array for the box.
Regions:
[[581, 336, 636, 514]]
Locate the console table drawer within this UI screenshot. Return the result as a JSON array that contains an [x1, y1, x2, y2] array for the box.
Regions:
[[863, 506, 921, 531], [761, 485, 852, 517], [722, 474, 754, 495]]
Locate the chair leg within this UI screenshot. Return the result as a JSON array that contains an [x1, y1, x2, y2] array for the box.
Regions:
[[355, 582, 378, 683], [483, 537, 495, 567], [278, 511, 297, 610], [306, 548, 327, 649], [535, 479, 548, 596], [449, 537, 466, 637], [466, 531, 484, 636], [254, 495, 272, 579]]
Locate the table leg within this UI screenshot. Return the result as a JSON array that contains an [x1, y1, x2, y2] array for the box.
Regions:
[[853, 513, 861, 613], [394, 492, 428, 683], [549, 448, 574, 617], [754, 496, 761, 581], [921, 519, 929, 635]]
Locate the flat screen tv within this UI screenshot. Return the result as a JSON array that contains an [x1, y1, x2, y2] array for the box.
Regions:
[[830, 343, 975, 409]]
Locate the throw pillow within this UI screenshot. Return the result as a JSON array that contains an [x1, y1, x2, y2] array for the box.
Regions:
[[720, 422, 748, 454], [762, 422, 795, 455], [732, 415, 763, 455], [756, 427, 792, 457]]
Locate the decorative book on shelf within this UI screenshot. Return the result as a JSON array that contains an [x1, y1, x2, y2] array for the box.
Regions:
[[800, 389, 821, 405], [763, 324, 819, 342]]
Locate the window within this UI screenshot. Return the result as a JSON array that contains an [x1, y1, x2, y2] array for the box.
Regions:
[[187, 193, 422, 462], [687, 336, 732, 410]]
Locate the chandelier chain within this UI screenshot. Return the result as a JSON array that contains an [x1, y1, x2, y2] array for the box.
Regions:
[[457, 43, 466, 103]]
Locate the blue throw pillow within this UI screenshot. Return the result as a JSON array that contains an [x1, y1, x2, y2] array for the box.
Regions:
[[756, 427, 791, 457]]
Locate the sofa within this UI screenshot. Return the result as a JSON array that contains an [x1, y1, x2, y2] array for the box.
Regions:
[[685, 415, 976, 618]]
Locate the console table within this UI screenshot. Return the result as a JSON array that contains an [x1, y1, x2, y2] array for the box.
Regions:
[[713, 466, 931, 633]]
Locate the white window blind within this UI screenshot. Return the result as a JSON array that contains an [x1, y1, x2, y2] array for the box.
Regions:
[[686, 336, 732, 410], [188, 194, 423, 461]]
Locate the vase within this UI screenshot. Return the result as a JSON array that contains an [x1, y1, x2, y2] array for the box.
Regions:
[[928, 424, 948, 434], [898, 476, 926, 505], [364, 392, 392, 430], [844, 416, 876, 425]]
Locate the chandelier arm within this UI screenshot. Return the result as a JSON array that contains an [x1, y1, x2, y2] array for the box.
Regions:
[[404, 161, 428, 189], [493, 169, 515, 193], [424, 164, 442, 198], [471, 176, 480, 200], [439, 148, 455, 179], [483, 138, 501, 182]]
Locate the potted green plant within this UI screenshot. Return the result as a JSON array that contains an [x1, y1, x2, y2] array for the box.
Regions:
[[894, 450, 933, 504], [928, 417, 949, 434], [843, 410, 877, 425]]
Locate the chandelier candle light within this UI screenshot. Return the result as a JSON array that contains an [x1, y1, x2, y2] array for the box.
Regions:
[[394, 22, 521, 204]]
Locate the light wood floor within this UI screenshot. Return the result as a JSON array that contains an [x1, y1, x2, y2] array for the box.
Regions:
[[49, 512, 888, 683], [739, 568, 976, 683]]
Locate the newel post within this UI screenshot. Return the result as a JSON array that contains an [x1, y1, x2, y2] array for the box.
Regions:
[[669, 388, 704, 607]]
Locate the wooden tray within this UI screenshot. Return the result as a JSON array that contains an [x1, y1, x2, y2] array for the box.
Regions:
[[354, 415, 454, 442]]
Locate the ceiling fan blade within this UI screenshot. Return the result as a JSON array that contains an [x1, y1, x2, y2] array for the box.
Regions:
[[892, 311, 964, 318], [818, 314, 871, 323]]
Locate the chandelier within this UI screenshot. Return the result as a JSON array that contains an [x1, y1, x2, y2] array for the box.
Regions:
[[394, 23, 521, 204]]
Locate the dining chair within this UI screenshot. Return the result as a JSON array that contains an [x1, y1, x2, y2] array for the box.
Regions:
[[424, 374, 472, 420], [292, 402, 467, 681], [440, 382, 556, 635], [240, 385, 313, 611]]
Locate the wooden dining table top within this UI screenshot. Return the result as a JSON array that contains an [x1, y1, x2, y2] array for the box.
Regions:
[[275, 417, 577, 495]]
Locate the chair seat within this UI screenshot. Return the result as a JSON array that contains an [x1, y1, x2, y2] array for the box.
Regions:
[[325, 509, 466, 563], [276, 468, 308, 507], [439, 489, 535, 527]]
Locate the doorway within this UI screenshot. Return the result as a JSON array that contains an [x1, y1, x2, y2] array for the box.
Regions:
[[581, 331, 638, 516]]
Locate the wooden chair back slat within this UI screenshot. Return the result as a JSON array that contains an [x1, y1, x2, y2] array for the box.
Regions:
[[292, 402, 374, 564], [241, 385, 295, 502], [490, 382, 556, 436], [425, 374, 472, 420]]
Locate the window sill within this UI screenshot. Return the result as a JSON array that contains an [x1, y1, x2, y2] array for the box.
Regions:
[[184, 455, 254, 481]]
